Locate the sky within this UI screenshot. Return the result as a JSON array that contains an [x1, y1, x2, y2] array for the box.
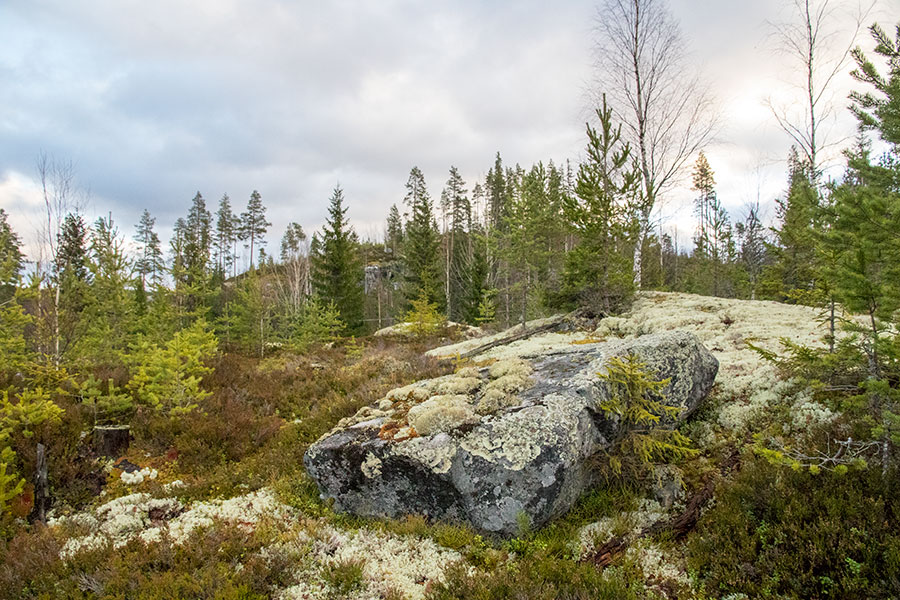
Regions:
[[1, 0, 898, 265]]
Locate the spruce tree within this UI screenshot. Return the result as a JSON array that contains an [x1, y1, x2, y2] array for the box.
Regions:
[[134, 209, 164, 292], [562, 98, 639, 312], [84, 216, 131, 362], [763, 148, 820, 301], [385, 204, 403, 258], [55, 213, 90, 360], [311, 186, 364, 333], [402, 167, 442, 308], [0, 211, 30, 377], [0, 209, 24, 303], [443, 166, 471, 321], [735, 203, 767, 300]]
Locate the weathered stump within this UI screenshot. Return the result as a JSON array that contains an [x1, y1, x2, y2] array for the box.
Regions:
[[94, 425, 131, 458]]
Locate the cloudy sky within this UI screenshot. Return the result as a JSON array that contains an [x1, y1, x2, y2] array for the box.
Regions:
[[1, 0, 897, 263]]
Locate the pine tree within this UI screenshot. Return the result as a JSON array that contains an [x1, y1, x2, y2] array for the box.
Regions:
[[691, 154, 735, 297], [311, 185, 365, 333], [241, 190, 271, 269], [178, 192, 213, 319], [402, 167, 442, 308], [692, 152, 716, 261], [214, 194, 239, 278]]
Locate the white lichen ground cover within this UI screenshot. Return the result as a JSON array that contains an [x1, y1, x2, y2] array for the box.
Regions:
[[49, 485, 463, 599]]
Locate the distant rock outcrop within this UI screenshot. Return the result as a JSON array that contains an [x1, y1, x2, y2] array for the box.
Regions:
[[304, 329, 718, 536]]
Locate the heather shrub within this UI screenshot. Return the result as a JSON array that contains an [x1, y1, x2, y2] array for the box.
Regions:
[[688, 457, 900, 599]]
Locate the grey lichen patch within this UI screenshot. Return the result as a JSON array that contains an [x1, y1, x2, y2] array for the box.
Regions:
[[435, 376, 482, 396], [486, 373, 531, 394], [361, 452, 382, 479], [385, 383, 433, 403], [455, 366, 480, 379], [475, 388, 518, 415], [406, 395, 479, 437], [461, 393, 585, 472], [391, 433, 458, 474], [488, 358, 533, 380], [328, 406, 391, 435]]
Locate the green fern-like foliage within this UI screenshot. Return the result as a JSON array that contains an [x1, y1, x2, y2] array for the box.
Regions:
[[597, 354, 698, 476]]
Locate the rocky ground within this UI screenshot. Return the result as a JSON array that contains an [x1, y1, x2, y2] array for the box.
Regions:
[[35, 292, 832, 599]]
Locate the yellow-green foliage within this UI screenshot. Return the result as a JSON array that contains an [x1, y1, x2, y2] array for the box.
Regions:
[[0, 299, 31, 380], [404, 291, 445, 337], [127, 320, 218, 416], [598, 354, 697, 475], [78, 375, 134, 426], [0, 387, 64, 517]]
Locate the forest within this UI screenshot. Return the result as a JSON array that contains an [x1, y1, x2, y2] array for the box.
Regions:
[[2, 2, 900, 599]]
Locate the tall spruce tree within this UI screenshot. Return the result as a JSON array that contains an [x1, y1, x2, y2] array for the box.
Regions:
[[764, 148, 820, 302], [0, 209, 24, 303], [85, 215, 131, 361], [443, 166, 471, 321], [385, 204, 404, 258], [735, 203, 767, 300], [402, 167, 442, 309], [822, 22, 900, 469], [311, 186, 364, 333], [55, 213, 90, 360], [0, 211, 29, 376], [134, 209, 164, 293]]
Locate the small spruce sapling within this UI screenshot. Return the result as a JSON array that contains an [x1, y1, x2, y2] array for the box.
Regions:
[[404, 291, 445, 337], [596, 354, 697, 476]]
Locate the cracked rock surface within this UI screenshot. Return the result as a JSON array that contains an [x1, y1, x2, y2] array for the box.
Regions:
[[304, 330, 718, 536]]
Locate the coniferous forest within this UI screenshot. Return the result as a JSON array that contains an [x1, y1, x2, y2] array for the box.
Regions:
[[2, 2, 900, 599]]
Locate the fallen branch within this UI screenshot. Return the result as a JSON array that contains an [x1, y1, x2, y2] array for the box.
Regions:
[[451, 308, 601, 361], [583, 451, 741, 569]]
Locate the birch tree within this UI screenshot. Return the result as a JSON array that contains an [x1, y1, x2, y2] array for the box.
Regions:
[[593, 0, 716, 287]]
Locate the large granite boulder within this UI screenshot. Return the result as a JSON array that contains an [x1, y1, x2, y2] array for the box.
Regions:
[[304, 330, 718, 536]]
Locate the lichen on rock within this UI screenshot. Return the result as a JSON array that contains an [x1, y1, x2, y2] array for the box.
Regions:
[[304, 328, 718, 536]]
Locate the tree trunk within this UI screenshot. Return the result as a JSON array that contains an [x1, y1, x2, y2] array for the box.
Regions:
[[29, 443, 50, 524]]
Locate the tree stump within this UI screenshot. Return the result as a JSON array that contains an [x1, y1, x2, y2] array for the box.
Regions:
[[94, 425, 131, 458]]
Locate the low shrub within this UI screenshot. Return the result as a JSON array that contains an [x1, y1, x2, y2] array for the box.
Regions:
[[688, 457, 900, 599]]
